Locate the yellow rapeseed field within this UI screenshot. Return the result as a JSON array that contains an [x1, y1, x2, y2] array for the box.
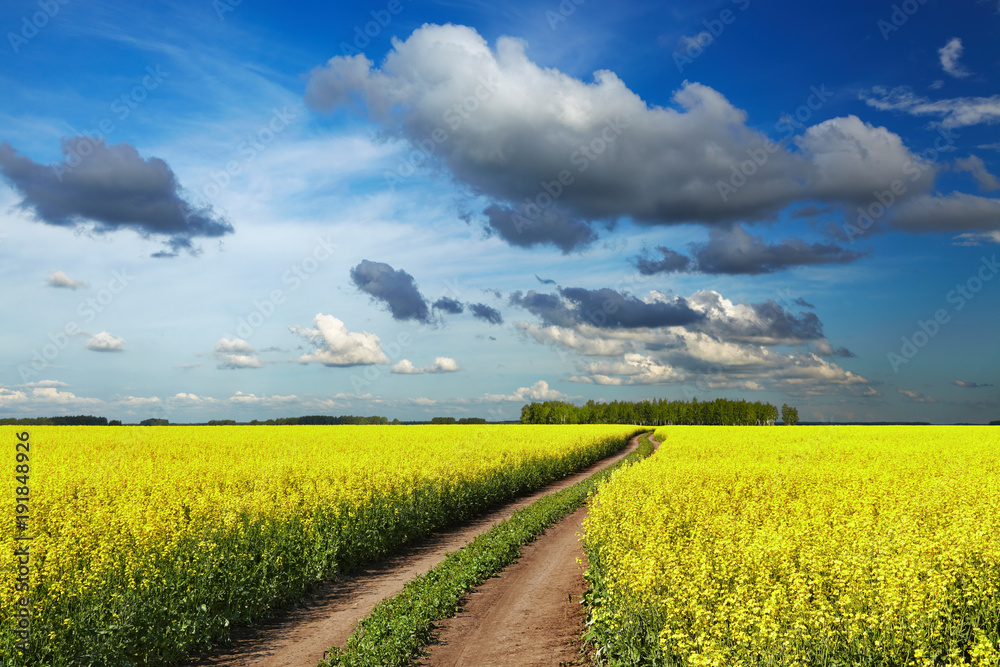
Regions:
[[584, 426, 1000, 667], [1, 424, 638, 666]]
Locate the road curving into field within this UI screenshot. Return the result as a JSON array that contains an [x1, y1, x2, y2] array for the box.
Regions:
[[418, 432, 661, 667], [185, 431, 649, 667]]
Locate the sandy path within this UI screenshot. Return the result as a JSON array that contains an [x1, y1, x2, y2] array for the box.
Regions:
[[420, 433, 660, 667], [185, 432, 646, 667]]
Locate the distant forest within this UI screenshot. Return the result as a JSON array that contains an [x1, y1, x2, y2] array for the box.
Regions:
[[519, 398, 799, 426]]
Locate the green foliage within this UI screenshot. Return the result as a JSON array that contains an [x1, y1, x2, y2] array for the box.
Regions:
[[0, 415, 109, 425], [521, 398, 787, 426], [322, 430, 653, 667], [780, 403, 800, 425]]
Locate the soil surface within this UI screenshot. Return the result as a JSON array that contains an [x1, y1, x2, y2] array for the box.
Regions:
[[418, 433, 659, 667], [185, 432, 648, 667]]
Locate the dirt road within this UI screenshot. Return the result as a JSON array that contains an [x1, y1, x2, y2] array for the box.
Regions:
[[420, 433, 659, 667], [185, 432, 647, 667]]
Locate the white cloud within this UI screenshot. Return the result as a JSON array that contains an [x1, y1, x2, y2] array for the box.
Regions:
[[862, 87, 1000, 128], [46, 270, 87, 289], [24, 380, 68, 388], [30, 386, 102, 406], [484, 380, 569, 402], [952, 231, 1000, 246], [391, 359, 420, 374], [228, 391, 299, 405], [938, 38, 970, 78], [391, 357, 461, 374], [290, 314, 389, 366], [0, 387, 28, 406], [409, 397, 437, 406], [213, 337, 262, 369], [85, 331, 125, 352]]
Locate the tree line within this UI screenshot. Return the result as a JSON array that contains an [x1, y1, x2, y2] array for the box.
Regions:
[[520, 398, 799, 426]]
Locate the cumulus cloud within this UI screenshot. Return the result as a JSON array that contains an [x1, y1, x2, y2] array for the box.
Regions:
[[954, 155, 1000, 191], [938, 38, 970, 78], [0, 387, 28, 406], [392, 357, 461, 374], [484, 380, 568, 402], [85, 331, 124, 352], [290, 313, 389, 366], [0, 139, 232, 256], [26, 386, 102, 407], [898, 388, 935, 403], [862, 87, 1000, 128], [213, 337, 262, 369], [433, 297, 464, 314], [350, 260, 431, 323], [513, 287, 871, 396], [306, 24, 942, 249], [46, 270, 87, 289], [469, 302, 503, 325], [631, 226, 865, 275]]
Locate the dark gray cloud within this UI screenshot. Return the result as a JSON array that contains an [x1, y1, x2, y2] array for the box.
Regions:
[[794, 297, 815, 308], [693, 226, 867, 275], [433, 297, 464, 314], [634, 226, 865, 276], [746, 300, 825, 341], [535, 275, 556, 285], [306, 25, 948, 250], [349, 260, 431, 323], [632, 246, 692, 275], [469, 302, 503, 325], [0, 139, 232, 256], [510, 287, 703, 329], [483, 204, 597, 254]]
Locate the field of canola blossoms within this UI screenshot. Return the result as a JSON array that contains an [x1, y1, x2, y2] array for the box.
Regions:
[[584, 426, 1000, 667], [0, 424, 639, 666]]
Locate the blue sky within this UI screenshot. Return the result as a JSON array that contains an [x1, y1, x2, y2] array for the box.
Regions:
[[1, 0, 998, 423]]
